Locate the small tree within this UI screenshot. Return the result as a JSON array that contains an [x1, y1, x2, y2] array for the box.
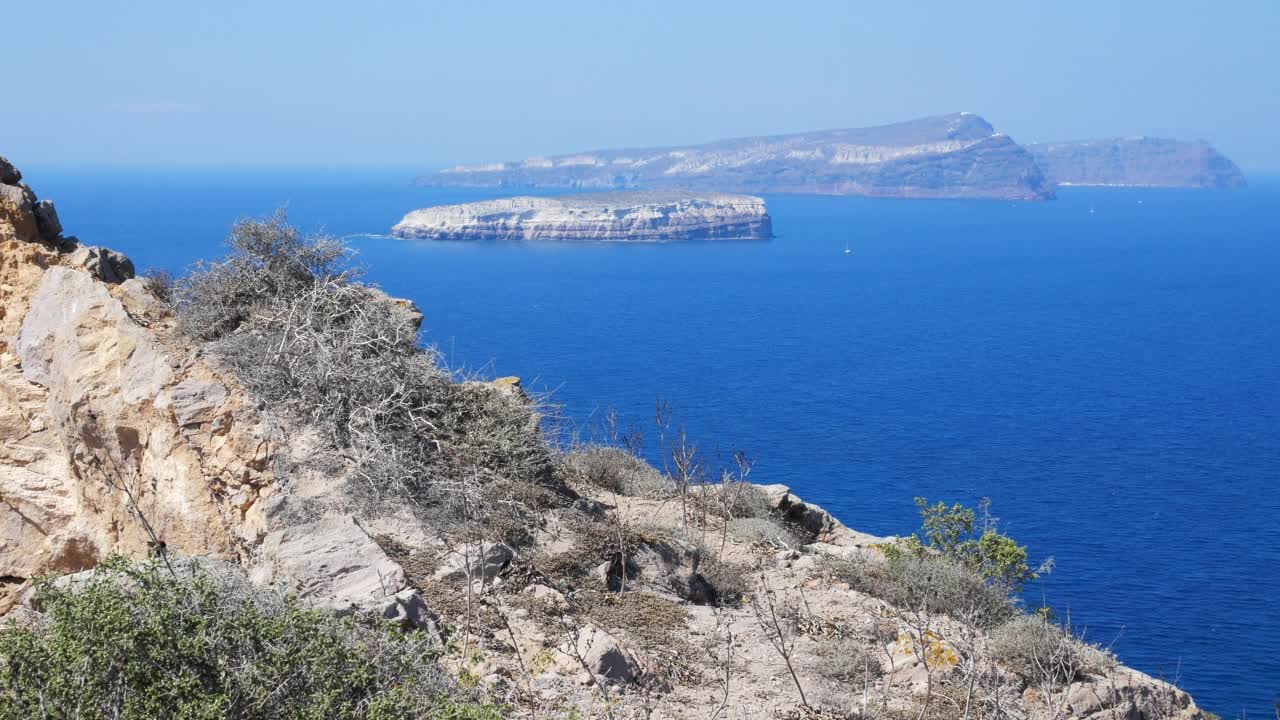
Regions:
[[891, 497, 1043, 592]]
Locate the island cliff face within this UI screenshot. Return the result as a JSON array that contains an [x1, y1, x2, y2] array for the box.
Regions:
[[392, 191, 772, 242], [416, 113, 1055, 201], [1027, 138, 1247, 188]]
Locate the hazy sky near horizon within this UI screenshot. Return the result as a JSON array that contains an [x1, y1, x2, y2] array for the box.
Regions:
[[6, 1, 1278, 170]]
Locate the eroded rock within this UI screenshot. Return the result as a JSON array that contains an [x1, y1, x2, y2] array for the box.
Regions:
[[253, 514, 405, 605]]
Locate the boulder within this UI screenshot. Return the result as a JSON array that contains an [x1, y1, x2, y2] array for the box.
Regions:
[[522, 582, 569, 609], [758, 484, 838, 539], [556, 624, 639, 684], [1065, 668, 1201, 720], [0, 184, 37, 241], [33, 200, 62, 241], [66, 246, 136, 284], [253, 515, 406, 605], [362, 587, 439, 632], [432, 541, 515, 583], [0, 156, 19, 185]]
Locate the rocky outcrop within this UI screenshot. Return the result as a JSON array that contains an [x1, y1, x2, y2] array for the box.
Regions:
[[0, 156, 278, 610], [1027, 137, 1247, 188], [392, 191, 772, 243], [417, 113, 1054, 201]]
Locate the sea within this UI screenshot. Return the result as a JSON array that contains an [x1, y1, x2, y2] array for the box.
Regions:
[[25, 166, 1280, 716]]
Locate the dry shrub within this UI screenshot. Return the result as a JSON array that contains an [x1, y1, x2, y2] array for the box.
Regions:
[[175, 213, 564, 538], [698, 555, 752, 606], [823, 554, 1017, 631], [727, 517, 807, 549], [561, 446, 673, 497], [990, 614, 1112, 687], [815, 636, 883, 685], [696, 481, 773, 521]]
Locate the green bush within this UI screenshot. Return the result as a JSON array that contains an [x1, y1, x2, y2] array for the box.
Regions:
[[887, 497, 1040, 592], [0, 556, 503, 720]]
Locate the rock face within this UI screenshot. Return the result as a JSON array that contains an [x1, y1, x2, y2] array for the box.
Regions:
[[416, 113, 1053, 201], [392, 191, 772, 242], [0, 156, 278, 611], [1027, 137, 1247, 188]]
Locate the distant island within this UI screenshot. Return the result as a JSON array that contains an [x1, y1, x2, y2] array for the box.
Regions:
[[391, 191, 773, 242], [1027, 137, 1247, 189], [415, 113, 1055, 201]]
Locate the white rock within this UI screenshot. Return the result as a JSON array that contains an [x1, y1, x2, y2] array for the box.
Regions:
[[253, 515, 405, 605]]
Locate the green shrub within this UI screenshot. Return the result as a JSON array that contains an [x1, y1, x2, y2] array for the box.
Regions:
[[990, 614, 1113, 687], [887, 497, 1040, 592], [561, 446, 673, 497], [0, 556, 502, 720]]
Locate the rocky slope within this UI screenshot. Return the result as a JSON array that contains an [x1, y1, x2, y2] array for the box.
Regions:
[[416, 113, 1055, 201], [391, 191, 772, 242], [1027, 138, 1247, 188], [0, 155, 1212, 720]]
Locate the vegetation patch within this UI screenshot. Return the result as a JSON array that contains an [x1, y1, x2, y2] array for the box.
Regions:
[[0, 556, 501, 720], [990, 614, 1113, 687], [174, 213, 566, 541], [561, 446, 673, 498]]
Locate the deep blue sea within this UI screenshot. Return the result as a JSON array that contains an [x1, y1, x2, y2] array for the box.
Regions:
[[26, 167, 1279, 716]]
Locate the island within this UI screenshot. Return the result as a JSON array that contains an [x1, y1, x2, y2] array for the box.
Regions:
[[1027, 137, 1247, 188], [390, 191, 773, 242], [415, 112, 1055, 201]]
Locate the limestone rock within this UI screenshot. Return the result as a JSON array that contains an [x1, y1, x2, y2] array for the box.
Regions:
[[0, 184, 36, 241], [170, 379, 228, 427], [66, 246, 136, 284], [0, 180, 276, 610], [393, 191, 772, 243], [1065, 668, 1204, 720], [360, 587, 439, 632], [253, 515, 405, 605], [433, 541, 515, 583], [556, 624, 639, 684]]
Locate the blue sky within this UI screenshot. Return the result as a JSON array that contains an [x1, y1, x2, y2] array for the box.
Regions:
[[5, 1, 1277, 170]]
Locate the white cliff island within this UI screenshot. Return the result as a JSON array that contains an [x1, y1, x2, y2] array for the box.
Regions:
[[391, 191, 772, 242]]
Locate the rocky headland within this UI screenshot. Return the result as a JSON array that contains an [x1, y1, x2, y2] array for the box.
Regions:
[[0, 155, 1213, 719], [416, 113, 1055, 201], [1027, 137, 1247, 189], [391, 191, 772, 243]]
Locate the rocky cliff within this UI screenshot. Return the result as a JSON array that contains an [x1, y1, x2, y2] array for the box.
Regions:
[[1027, 137, 1247, 188], [416, 113, 1055, 201], [0, 155, 1212, 720], [0, 158, 280, 612], [391, 191, 772, 242]]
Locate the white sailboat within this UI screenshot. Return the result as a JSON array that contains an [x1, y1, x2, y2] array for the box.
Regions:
[[843, 241, 852, 255]]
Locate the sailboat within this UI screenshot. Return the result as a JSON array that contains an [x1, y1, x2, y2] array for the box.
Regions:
[[843, 241, 852, 255]]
